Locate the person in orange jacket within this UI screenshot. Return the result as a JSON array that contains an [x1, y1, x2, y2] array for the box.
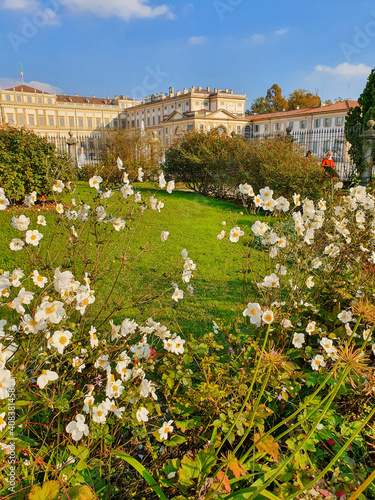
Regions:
[[321, 150, 335, 169]]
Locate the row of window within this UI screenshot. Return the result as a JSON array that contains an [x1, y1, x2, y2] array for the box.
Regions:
[[6, 114, 125, 129], [3, 94, 54, 104], [254, 116, 345, 133]]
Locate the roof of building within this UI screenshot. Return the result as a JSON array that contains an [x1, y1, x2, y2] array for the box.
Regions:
[[246, 100, 359, 121], [4, 85, 51, 94], [56, 94, 119, 105]]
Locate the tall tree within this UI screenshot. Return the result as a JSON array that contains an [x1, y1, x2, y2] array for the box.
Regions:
[[266, 84, 288, 112], [287, 89, 321, 110], [345, 68, 375, 170]]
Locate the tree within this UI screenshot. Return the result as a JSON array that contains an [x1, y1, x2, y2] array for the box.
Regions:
[[266, 84, 288, 112], [250, 84, 287, 114], [345, 68, 375, 171], [287, 89, 320, 110]]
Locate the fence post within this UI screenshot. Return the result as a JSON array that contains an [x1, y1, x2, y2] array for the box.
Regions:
[[360, 120, 375, 186]]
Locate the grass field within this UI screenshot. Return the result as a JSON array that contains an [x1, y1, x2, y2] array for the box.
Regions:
[[0, 182, 269, 336]]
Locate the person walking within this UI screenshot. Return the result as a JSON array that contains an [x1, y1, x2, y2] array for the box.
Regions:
[[321, 150, 335, 169]]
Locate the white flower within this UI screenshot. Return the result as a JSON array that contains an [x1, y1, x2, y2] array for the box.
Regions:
[[135, 191, 142, 203], [320, 337, 337, 356], [12, 215, 30, 231], [337, 310, 352, 324], [92, 404, 108, 424], [262, 310, 274, 324], [292, 333, 305, 348], [281, 319, 293, 329], [251, 221, 270, 237], [166, 180, 175, 193], [10, 239, 25, 251], [113, 218, 126, 231], [11, 288, 34, 314], [37, 369, 59, 389], [229, 227, 244, 243], [243, 302, 262, 327], [159, 173, 166, 189], [50, 330, 72, 354], [305, 276, 314, 289], [89, 326, 99, 348], [275, 196, 290, 212], [121, 184, 134, 198], [172, 288, 183, 302], [239, 183, 254, 196], [32, 270, 48, 288], [121, 318, 138, 337], [158, 420, 174, 441], [217, 230, 226, 240], [66, 414, 89, 441], [25, 230, 43, 246], [137, 167, 144, 182], [37, 215, 46, 226], [0, 194, 10, 210], [55, 203, 64, 214], [311, 355, 326, 371], [0, 369, 16, 399], [136, 407, 149, 423], [35, 301, 66, 324], [53, 180, 65, 193], [161, 231, 169, 242], [117, 157, 124, 170], [89, 176, 103, 190], [334, 181, 343, 190], [293, 193, 301, 206], [259, 186, 273, 201], [305, 321, 316, 334], [95, 355, 110, 370], [0, 412, 7, 431]]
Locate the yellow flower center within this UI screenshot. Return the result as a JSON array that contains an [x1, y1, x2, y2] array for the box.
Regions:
[[112, 385, 118, 392], [46, 306, 55, 314], [97, 411, 103, 417], [0, 416, 3, 425], [59, 336, 67, 345], [31, 234, 36, 240], [37, 275, 43, 282]]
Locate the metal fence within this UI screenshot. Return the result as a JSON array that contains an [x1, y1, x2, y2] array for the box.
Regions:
[[248, 126, 362, 180], [43, 135, 104, 167]]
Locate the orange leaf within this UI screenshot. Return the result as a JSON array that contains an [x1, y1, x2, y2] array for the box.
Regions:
[[228, 456, 247, 479], [216, 470, 231, 494], [254, 433, 279, 463]]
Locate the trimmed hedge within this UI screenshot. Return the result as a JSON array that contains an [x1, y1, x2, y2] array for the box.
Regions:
[[0, 126, 75, 202]]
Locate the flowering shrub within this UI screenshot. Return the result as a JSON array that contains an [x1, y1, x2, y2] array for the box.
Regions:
[[0, 169, 375, 499], [0, 126, 75, 203]]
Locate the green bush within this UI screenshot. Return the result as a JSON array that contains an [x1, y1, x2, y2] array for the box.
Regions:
[[163, 131, 330, 201], [0, 125, 75, 202], [240, 135, 330, 200]]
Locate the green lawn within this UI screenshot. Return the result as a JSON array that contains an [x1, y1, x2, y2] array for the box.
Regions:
[[0, 183, 269, 336]]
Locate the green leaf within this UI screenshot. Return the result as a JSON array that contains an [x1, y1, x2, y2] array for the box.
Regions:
[[178, 455, 200, 488], [28, 481, 60, 500], [113, 450, 167, 500], [17, 435, 39, 446]]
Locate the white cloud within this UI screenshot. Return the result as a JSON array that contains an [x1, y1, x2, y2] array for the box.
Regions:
[[189, 36, 207, 45], [1, 0, 38, 10], [314, 62, 371, 78], [249, 33, 265, 44], [64, 0, 172, 21], [275, 28, 288, 36], [0, 77, 62, 94], [0, 0, 173, 21]]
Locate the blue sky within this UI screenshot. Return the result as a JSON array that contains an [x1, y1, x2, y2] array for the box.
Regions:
[[0, 0, 374, 106]]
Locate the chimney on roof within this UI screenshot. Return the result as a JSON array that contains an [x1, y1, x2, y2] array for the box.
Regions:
[[75, 94, 78, 96], [62, 92, 66, 95], [106, 95, 109, 99], [296, 105, 300, 110], [92, 95, 95, 98], [197, 85, 202, 91], [190, 85, 195, 91], [214, 87, 218, 93], [183, 88, 188, 94], [169, 87, 174, 96], [207, 86, 210, 91], [225, 88, 229, 93]]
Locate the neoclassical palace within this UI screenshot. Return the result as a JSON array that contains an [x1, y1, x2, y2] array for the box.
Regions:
[[0, 84, 358, 152], [0, 84, 248, 144]]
